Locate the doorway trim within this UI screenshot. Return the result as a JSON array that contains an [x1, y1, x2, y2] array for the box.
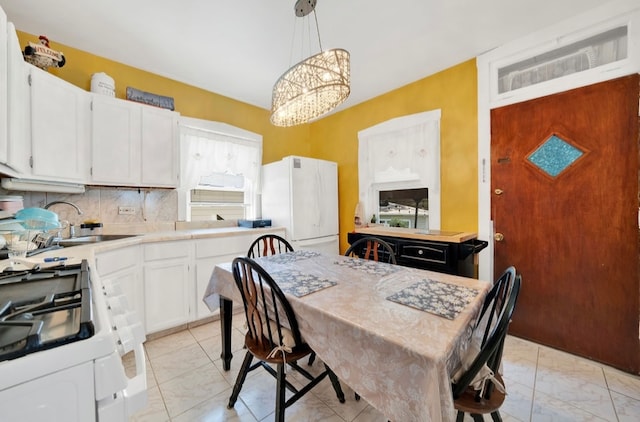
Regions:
[[476, 0, 640, 281]]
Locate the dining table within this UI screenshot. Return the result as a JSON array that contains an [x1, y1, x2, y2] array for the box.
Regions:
[[203, 250, 491, 422]]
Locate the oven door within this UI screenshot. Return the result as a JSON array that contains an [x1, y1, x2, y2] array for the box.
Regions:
[[0, 361, 96, 422]]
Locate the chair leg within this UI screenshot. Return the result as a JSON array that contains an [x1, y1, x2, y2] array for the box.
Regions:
[[490, 410, 503, 422], [275, 362, 286, 422], [455, 410, 465, 422], [228, 351, 253, 408], [324, 364, 345, 403], [471, 414, 484, 422], [308, 352, 316, 366], [355, 392, 360, 401]]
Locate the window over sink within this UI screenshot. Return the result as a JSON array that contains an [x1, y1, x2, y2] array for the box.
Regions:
[[177, 117, 262, 222]]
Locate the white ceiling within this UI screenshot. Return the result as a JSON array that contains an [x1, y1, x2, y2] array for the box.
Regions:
[[1, 0, 609, 113]]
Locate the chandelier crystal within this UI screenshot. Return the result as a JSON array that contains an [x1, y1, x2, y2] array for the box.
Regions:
[[270, 0, 350, 127]]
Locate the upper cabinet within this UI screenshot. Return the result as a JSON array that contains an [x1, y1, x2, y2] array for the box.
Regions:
[[0, 8, 8, 164], [140, 105, 178, 187], [6, 23, 31, 175], [4, 27, 87, 182], [90, 95, 141, 185], [90, 95, 178, 188], [1, 17, 179, 189], [29, 65, 89, 182]]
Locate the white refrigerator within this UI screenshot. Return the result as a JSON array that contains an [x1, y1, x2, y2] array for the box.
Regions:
[[261, 156, 339, 255]]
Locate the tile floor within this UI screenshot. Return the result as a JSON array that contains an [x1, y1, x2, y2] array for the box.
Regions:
[[127, 316, 640, 421]]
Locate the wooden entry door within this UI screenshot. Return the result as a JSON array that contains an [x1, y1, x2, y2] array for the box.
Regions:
[[491, 74, 640, 373]]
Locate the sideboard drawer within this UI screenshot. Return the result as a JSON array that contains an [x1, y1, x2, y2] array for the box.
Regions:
[[399, 242, 450, 265]]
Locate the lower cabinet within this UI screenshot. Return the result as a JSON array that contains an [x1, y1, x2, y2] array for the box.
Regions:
[[143, 241, 193, 334], [194, 229, 286, 320], [95, 245, 144, 329], [95, 229, 286, 336]]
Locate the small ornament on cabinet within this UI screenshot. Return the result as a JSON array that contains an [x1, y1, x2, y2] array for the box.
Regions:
[[23, 35, 66, 70]]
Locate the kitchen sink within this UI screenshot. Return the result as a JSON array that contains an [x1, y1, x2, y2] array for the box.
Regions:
[[57, 234, 139, 247]]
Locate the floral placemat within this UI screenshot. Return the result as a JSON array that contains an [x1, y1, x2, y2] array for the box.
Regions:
[[262, 250, 321, 265], [333, 258, 400, 277], [272, 269, 337, 297], [386, 279, 479, 320]]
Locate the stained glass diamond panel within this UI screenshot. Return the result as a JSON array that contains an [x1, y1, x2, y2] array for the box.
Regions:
[[527, 135, 584, 177]]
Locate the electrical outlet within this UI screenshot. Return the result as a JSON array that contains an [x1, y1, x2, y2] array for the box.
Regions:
[[118, 206, 135, 215]]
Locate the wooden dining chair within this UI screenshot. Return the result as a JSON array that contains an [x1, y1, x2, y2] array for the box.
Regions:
[[228, 257, 345, 421], [344, 235, 397, 398], [247, 234, 294, 258], [451, 266, 521, 422], [344, 236, 397, 264]]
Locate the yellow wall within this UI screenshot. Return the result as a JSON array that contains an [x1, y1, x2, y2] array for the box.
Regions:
[[310, 60, 479, 251], [16, 32, 478, 253], [16, 31, 311, 164]]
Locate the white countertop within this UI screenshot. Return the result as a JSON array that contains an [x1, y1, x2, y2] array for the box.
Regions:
[[1, 226, 284, 268]]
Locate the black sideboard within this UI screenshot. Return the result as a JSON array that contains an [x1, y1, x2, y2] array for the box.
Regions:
[[347, 230, 487, 278]]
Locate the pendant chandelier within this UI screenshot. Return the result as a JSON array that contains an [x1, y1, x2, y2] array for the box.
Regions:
[[270, 0, 350, 127]]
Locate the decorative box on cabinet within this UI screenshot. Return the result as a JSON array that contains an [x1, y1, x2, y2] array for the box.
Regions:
[[347, 229, 487, 278]]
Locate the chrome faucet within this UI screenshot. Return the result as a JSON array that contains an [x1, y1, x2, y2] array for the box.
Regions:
[[44, 201, 83, 239], [44, 201, 84, 215]]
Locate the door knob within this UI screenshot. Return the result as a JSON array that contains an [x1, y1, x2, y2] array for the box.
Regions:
[[494, 233, 504, 242], [494, 188, 504, 195]]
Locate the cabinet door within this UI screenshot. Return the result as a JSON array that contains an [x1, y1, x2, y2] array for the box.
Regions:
[[0, 8, 7, 164], [6, 24, 31, 174], [30, 66, 88, 181], [143, 241, 192, 334], [96, 246, 144, 329], [90, 95, 141, 185], [141, 106, 178, 187], [194, 231, 285, 321], [143, 259, 190, 333]]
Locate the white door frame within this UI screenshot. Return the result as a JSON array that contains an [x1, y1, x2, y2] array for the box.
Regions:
[[477, 0, 640, 281]]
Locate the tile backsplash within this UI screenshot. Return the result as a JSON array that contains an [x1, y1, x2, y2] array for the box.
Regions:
[[3, 186, 179, 232]]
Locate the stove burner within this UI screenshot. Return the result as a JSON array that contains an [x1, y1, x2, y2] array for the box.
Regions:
[[0, 261, 94, 361]]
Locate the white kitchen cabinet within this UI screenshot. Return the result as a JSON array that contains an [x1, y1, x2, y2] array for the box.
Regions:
[[90, 95, 178, 187], [0, 8, 7, 164], [143, 241, 193, 334], [194, 229, 285, 320], [6, 23, 31, 174], [95, 245, 144, 329], [141, 106, 178, 187], [90, 95, 141, 185], [29, 65, 89, 182]]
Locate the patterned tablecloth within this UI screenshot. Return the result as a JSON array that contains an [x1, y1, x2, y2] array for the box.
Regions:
[[204, 251, 491, 422]]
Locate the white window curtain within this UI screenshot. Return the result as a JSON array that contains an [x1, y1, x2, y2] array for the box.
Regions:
[[177, 118, 262, 221], [358, 110, 441, 229], [180, 127, 260, 189]]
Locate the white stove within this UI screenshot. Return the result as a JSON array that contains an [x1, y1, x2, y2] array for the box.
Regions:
[[0, 260, 147, 421]]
